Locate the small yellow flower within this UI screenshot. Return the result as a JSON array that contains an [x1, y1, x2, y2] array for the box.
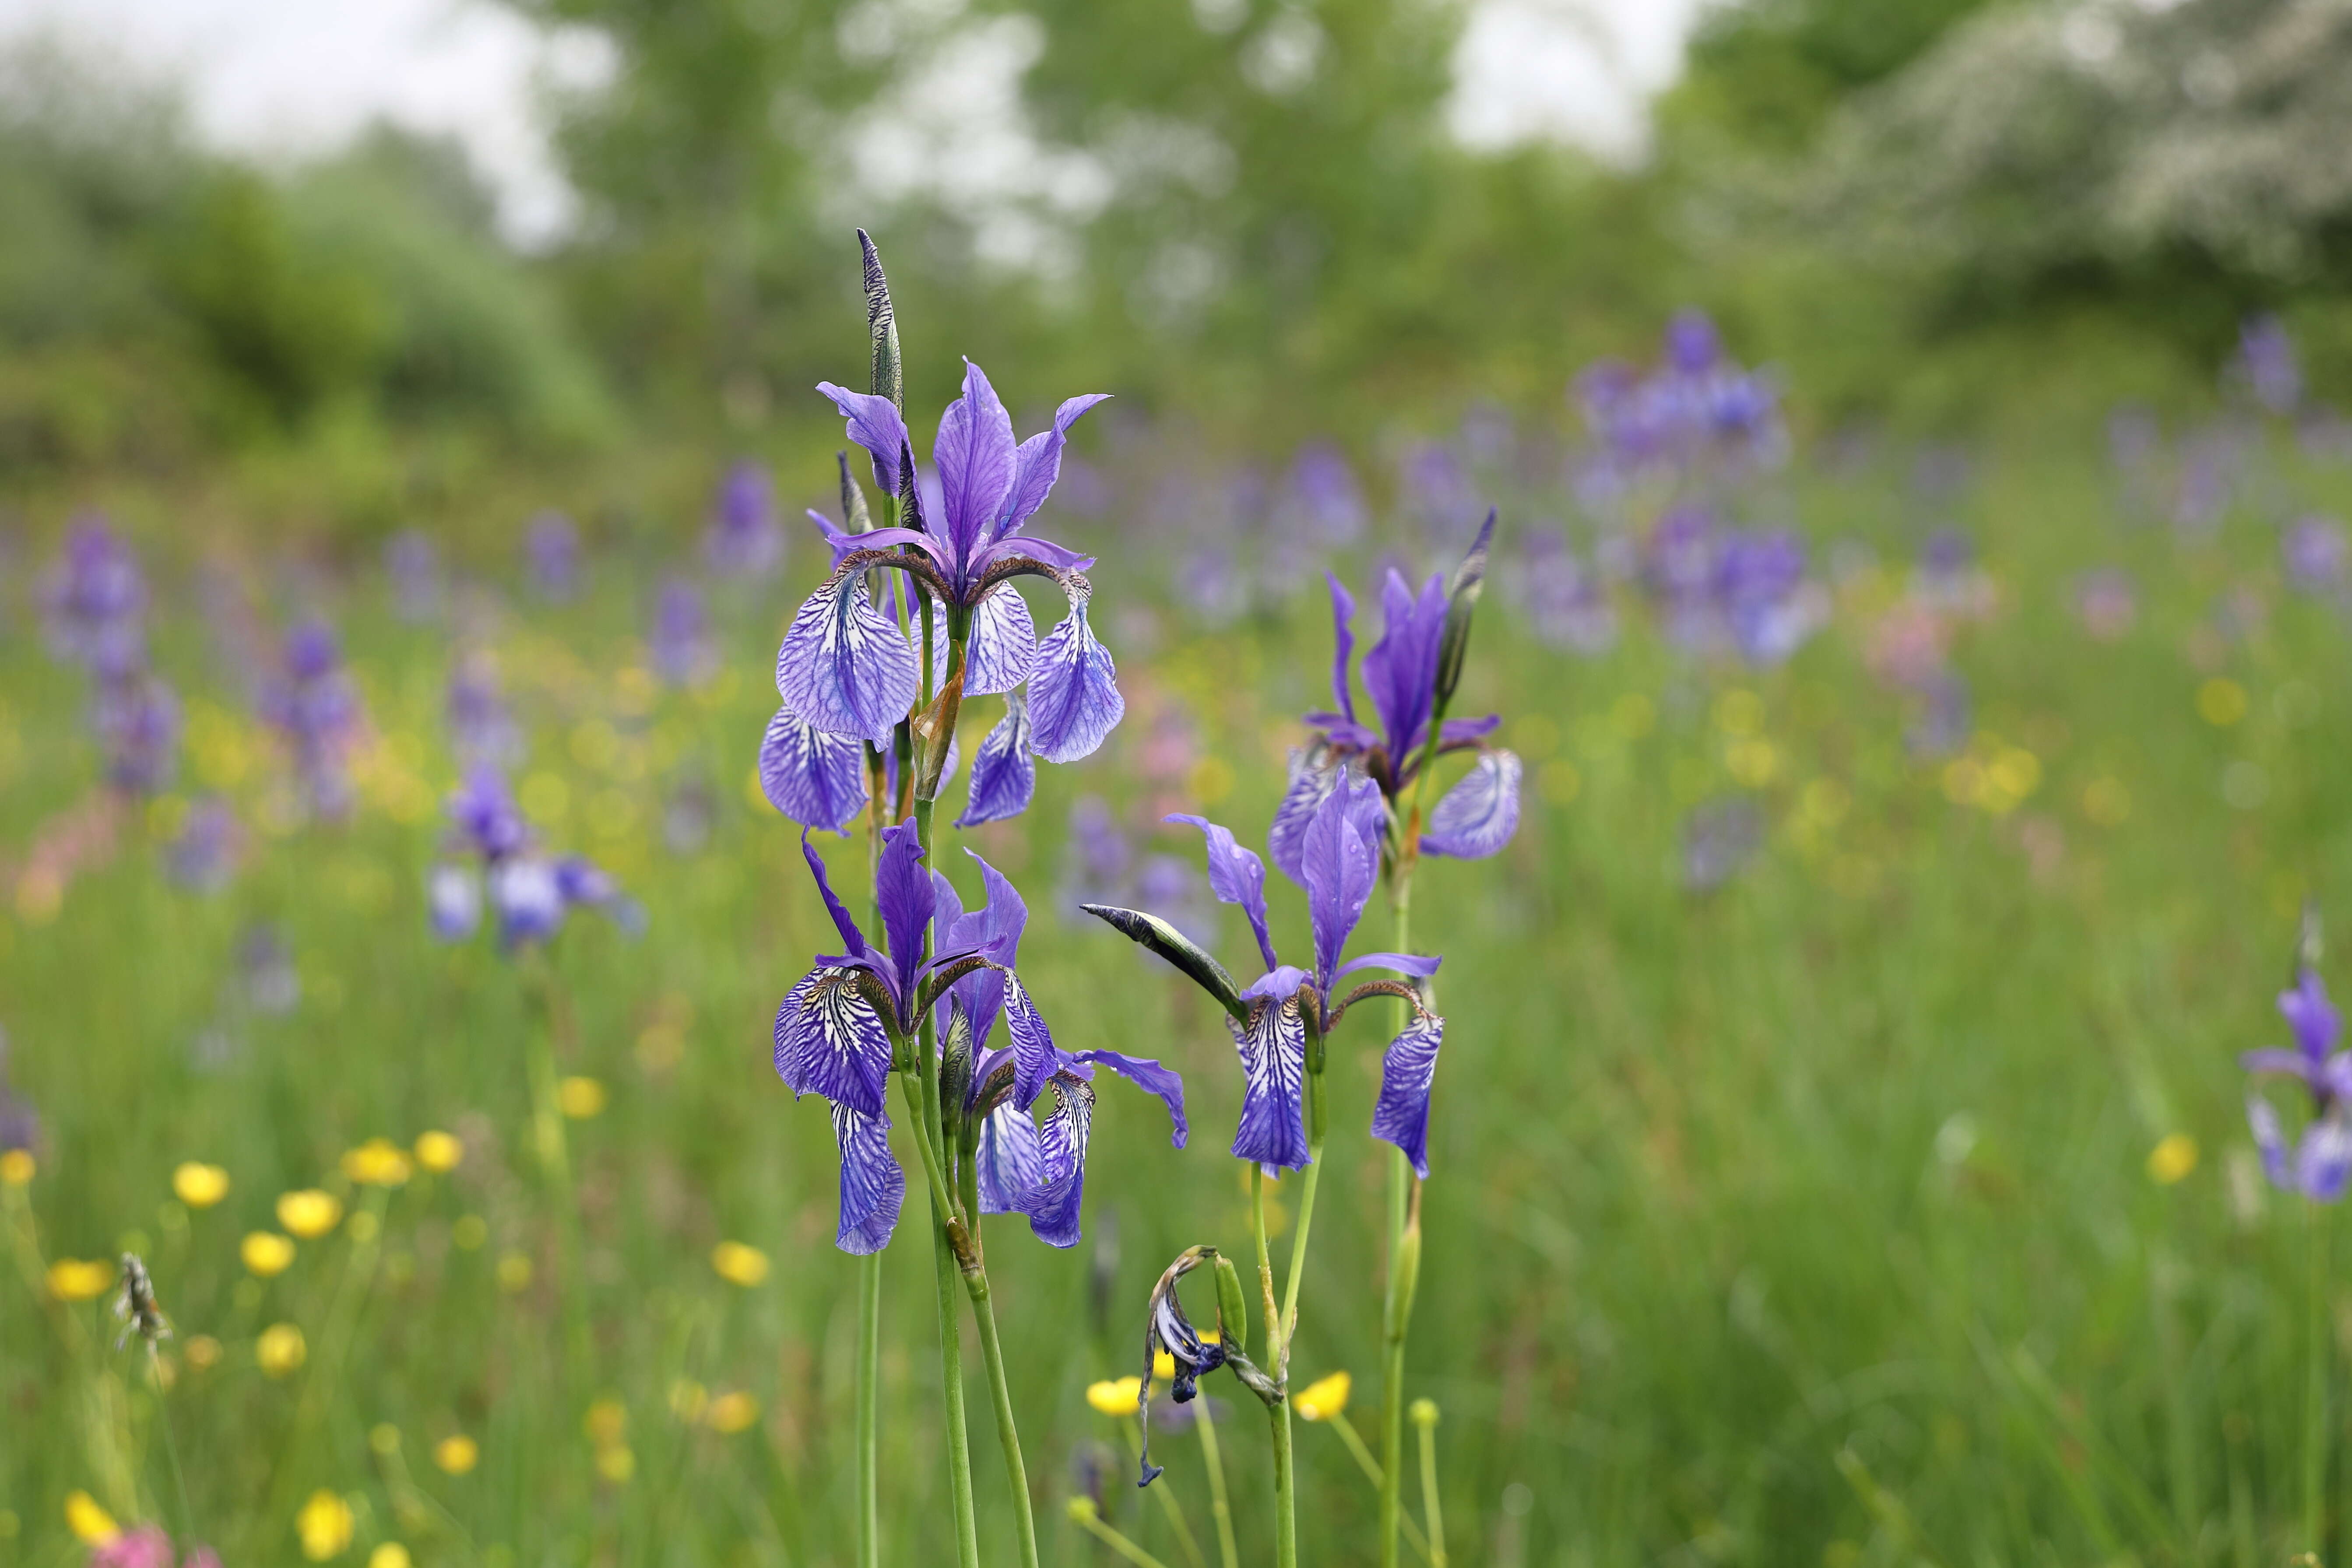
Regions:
[[1086, 1376, 1143, 1415], [341, 1139, 412, 1188], [706, 1391, 759, 1434], [64, 1490, 119, 1545], [432, 1434, 479, 1475], [172, 1161, 231, 1208], [277, 1190, 343, 1239], [495, 1252, 533, 1292], [585, 1397, 627, 1446], [2148, 1134, 2200, 1186], [184, 1335, 223, 1370], [1294, 1371, 1352, 1422], [258, 1322, 308, 1377], [243, 1231, 297, 1276], [710, 1241, 770, 1287], [0, 1148, 32, 1185], [296, 1489, 354, 1561], [595, 1444, 636, 1483], [1151, 1349, 1176, 1383], [1408, 1397, 1440, 1427], [369, 1545, 413, 1568], [413, 1131, 463, 1173], [47, 1258, 114, 1301], [558, 1077, 607, 1118]]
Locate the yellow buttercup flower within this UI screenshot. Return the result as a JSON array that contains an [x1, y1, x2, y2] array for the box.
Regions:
[[243, 1231, 297, 1276], [496, 1252, 533, 1292], [258, 1322, 307, 1377], [558, 1077, 607, 1118], [296, 1490, 354, 1561], [1294, 1371, 1352, 1422], [706, 1392, 760, 1434], [277, 1190, 343, 1239], [413, 1131, 463, 1173], [47, 1258, 114, 1301], [64, 1491, 119, 1545], [2147, 1134, 2199, 1186], [595, 1445, 636, 1483], [432, 1434, 479, 1475], [710, 1241, 770, 1287], [0, 1148, 32, 1185], [173, 1161, 231, 1208], [585, 1398, 627, 1446], [341, 1139, 412, 1188], [1151, 1349, 1176, 1383], [368, 1545, 412, 1568], [1086, 1377, 1143, 1415], [184, 1335, 223, 1370]]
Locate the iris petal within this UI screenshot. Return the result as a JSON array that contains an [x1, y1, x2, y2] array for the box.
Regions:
[[995, 394, 1111, 543], [1004, 971, 1060, 1111], [934, 360, 1018, 573], [774, 965, 893, 1117], [1018, 1073, 1097, 1248], [958, 691, 1037, 828], [1228, 995, 1311, 1171], [1167, 813, 1277, 972], [832, 1102, 905, 1255], [777, 571, 918, 746], [1268, 747, 1339, 887], [1369, 1013, 1446, 1178], [815, 383, 910, 497], [759, 706, 870, 831], [963, 585, 1038, 696], [1029, 590, 1125, 763], [1421, 751, 1522, 859]]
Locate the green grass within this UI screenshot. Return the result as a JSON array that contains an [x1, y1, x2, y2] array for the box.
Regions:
[[6, 431, 2352, 1566]]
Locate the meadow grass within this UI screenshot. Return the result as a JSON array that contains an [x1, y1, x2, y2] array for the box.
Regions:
[[5, 433, 2352, 1565]]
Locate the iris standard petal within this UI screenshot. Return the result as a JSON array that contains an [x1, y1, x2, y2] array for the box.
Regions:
[[2281, 967, 2341, 1063], [760, 706, 870, 832], [1335, 951, 1442, 980], [934, 360, 1019, 570], [995, 393, 1111, 542], [1361, 569, 1447, 763], [958, 690, 1037, 828], [1228, 996, 1311, 1171], [1029, 589, 1125, 763], [1301, 769, 1382, 990], [832, 1102, 906, 1255], [777, 571, 919, 746], [1018, 1073, 1097, 1248], [798, 832, 869, 956], [774, 965, 893, 1117], [875, 821, 934, 1012], [1324, 573, 1357, 721], [964, 584, 1038, 696], [1268, 747, 1339, 887], [1422, 750, 1523, 859], [1074, 1050, 1188, 1147], [1369, 1012, 1446, 1178], [1167, 813, 1277, 972], [816, 383, 910, 497]]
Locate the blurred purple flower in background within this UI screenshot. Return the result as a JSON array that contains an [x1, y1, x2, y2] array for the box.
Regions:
[[2283, 515, 2350, 596], [1574, 311, 1787, 490], [41, 516, 147, 678], [93, 673, 181, 795], [2244, 958, 2352, 1202], [0, 1028, 38, 1160], [447, 650, 521, 771], [650, 576, 717, 687], [432, 766, 638, 947], [239, 923, 301, 1016], [2236, 314, 2303, 417], [2073, 568, 2138, 641], [525, 511, 581, 601], [384, 529, 442, 622], [259, 619, 363, 820], [1519, 530, 1618, 655], [166, 796, 243, 893], [706, 460, 784, 578], [1280, 440, 1366, 550]]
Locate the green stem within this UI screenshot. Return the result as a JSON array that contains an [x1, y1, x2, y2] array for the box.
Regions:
[[1322, 1413, 1431, 1562], [522, 955, 591, 1378], [148, 1343, 196, 1547], [1416, 1412, 1447, 1568], [856, 1251, 881, 1568], [967, 1272, 1041, 1568], [1252, 1168, 1297, 1568], [2305, 1199, 2330, 1554], [1276, 1146, 1324, 1377], [1073, 1504, 1176, 1568], [1122, 1425, 1208, 1568], [1195, 1387, 1241, 1568], [1378, 891, 1416, 1568], [930, 1190, 980, 1568]]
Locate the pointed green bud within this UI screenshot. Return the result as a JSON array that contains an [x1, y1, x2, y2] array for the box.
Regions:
[[940, 1003, 974, 1130], [837, 450, 872, 534], [1079, 904, 1245, 1019], [1213, 1252, 1250, 1360], [2301, 898, 2324, 971], [1432, 507, 1496, 713], [858, 229, 902, 411]]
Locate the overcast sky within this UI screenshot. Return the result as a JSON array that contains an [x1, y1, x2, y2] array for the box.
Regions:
[[0, 0, 1704, 245]]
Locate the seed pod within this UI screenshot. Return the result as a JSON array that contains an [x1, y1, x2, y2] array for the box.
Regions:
[[1213, 1253, 1250, 1361]]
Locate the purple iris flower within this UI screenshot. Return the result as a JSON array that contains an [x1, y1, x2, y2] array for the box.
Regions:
[[1284, 518, 1521, 877], [1521, 531, 1617, 654], [2243, 966, 2352, 1200], [259, 620, 363, 819], [1099, 767, 1444, 1175], [706, 460, 784, 578], [762, 360, 1120, 831], [166, 796, 243, 893], [447, 651, 521, 770], [40, 516, 148, 679], [650, 577, 717, 686], [1280, 441, 1365, 548], [525, 511, 580, 601], [93, 673, 181, 796], [2284, 515, 2350, 595], [431, 766, 635, 948], [2236, 314, 2302, 416]]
